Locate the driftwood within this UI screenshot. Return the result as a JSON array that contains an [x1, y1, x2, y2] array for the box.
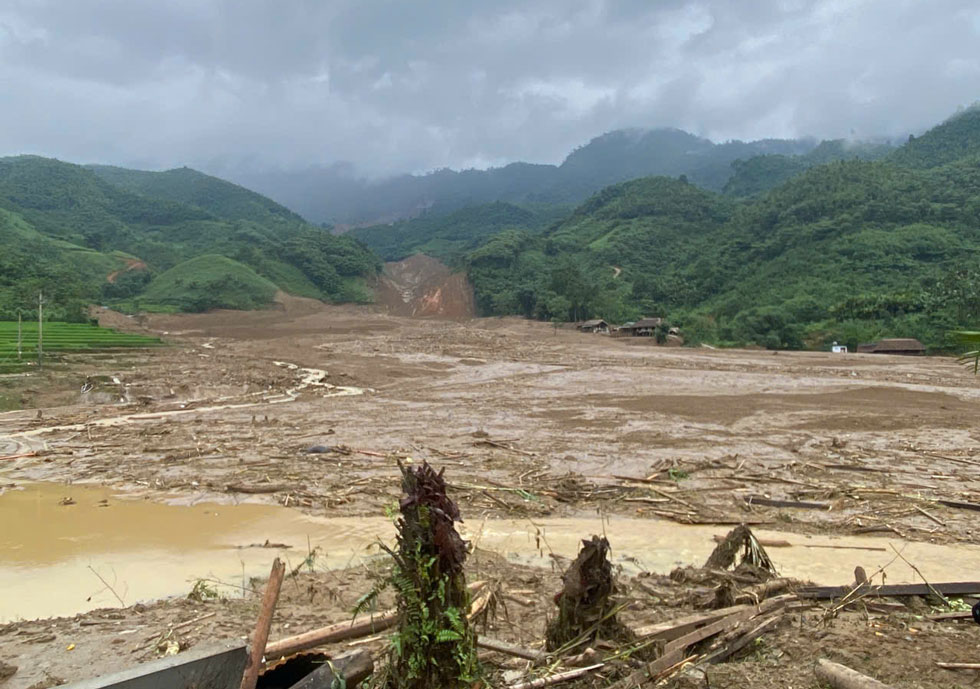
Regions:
[[477, 637, 548, 664], [227, 483, 293, 494], [507, 663, 605, 689], [712, 534, 791, 548], [745, 495, 831, 510], [611, 596, 792, 689], [797, 582, 980, 599], [288, 649, 373, 689], [703, 614, 781, 663], [936, 499, 980, 513], [814, 658, 894, 689], [241, 558, 285, 689], [634, 604, 754, 641]]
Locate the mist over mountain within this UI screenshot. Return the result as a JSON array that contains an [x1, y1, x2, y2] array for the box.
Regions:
[[224, 128, 834, 227]]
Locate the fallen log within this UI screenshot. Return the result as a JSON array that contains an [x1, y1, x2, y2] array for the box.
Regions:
[[936, 662, 980, 670], [288, 649, 373, 689], [797, 582, 980, 599], [814, 658, 894, 688], [242, 558, 285, 689], [745, 495, 831, 510]]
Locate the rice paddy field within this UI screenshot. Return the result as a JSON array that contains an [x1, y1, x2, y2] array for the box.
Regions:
[[0, 321, 162, 374]]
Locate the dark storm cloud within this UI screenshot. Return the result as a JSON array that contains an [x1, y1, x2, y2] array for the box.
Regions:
[[1, 0, 978, 175]]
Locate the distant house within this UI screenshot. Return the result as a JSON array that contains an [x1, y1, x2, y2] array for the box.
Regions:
[[618, 317, 663, 337], [577, 319, 609, 333], [857, 338, 926, 355]]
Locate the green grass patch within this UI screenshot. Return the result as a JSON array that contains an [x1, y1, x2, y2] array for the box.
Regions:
[[138, 254, 278, 312], [0, 322, 162, 373]]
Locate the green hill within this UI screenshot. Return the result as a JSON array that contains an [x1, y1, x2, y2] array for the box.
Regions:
[[889, 105, 980, 169], [0, 156, 380, 319], [138, 255, 279, 312], [463, 110, 980, 351], [723, 140, 896, 197], [349, 201, 565, 262], [87, 165, 304, 225]]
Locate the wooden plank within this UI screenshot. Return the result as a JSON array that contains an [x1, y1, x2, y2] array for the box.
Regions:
[[241, 558, 285, 689], [633, 605, 752, 641], [797, 582, 980, 600]]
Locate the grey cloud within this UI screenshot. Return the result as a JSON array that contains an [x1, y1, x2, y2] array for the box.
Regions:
[[0, 0, 977, 176]]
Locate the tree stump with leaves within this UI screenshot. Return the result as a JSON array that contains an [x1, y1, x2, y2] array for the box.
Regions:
[[546, 535, 632, 652], [372, 461, 478, 689]]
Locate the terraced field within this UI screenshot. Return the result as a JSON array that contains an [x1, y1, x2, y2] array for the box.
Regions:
[[0, 321, 162, 373]]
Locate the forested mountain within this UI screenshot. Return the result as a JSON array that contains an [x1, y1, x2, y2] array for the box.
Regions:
[[227, 129, 819, 226], [349, 201, 569, 262], [0, 156, 379, 319], [463, 107, 980, 351], [722, 139, 896, 197]]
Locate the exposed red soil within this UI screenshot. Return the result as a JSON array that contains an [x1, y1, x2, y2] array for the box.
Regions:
[[376, 254, 476, 319]]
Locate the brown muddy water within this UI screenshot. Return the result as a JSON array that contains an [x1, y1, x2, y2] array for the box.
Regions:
[[3, 482, 980, 622]]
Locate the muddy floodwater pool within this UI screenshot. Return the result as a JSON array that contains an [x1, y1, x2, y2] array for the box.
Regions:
[[3, 482, 980, 622]]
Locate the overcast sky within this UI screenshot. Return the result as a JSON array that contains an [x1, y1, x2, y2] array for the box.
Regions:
[[1, 0, 979, 177]]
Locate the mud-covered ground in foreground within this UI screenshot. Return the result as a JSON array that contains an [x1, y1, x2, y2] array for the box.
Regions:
[[1, 296, 979, 687]]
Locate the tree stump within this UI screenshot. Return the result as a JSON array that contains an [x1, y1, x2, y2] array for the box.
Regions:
[[545, 535, 632, 652], [380, 461, 478, 689]]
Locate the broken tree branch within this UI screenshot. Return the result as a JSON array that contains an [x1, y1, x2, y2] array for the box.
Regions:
[[508, 664, 605, 689], [241, 557, 285, 689]]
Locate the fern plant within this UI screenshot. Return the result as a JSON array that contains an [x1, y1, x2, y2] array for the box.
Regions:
[[365, 461, 479, 689]]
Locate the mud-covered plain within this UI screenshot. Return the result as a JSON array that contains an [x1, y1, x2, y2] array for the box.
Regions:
[[1, 296, 979, 687]]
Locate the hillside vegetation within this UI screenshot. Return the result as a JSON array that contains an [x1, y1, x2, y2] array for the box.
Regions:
[[0, 156, 380, 319], [463, 107, 980, 351]]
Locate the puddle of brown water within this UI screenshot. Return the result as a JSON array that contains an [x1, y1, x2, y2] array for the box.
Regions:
[[3, 483, 979, 622]]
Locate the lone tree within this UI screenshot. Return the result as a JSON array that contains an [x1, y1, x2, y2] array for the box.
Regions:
[[372, 461, 478, 689]]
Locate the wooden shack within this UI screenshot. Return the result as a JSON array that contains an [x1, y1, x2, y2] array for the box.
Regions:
[[577, 319, 609, 333], [618, 317, 663, 337]]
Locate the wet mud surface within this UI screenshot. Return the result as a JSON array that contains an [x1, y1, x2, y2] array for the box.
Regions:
[[1, 296, 979, 686]]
